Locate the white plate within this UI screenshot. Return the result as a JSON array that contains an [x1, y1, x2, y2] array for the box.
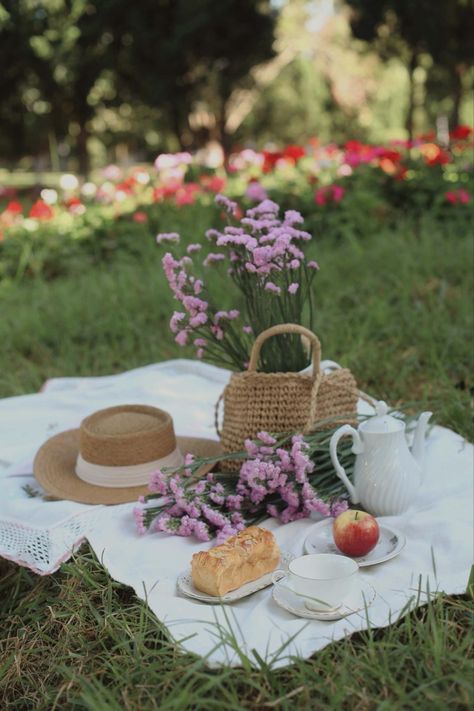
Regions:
[[272, 577, 376, 621], [303, 518, 406, 567], [177, 550, 295, 604]]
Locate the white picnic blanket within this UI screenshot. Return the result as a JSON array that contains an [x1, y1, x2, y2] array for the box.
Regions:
[[0, 360, 472, 668]]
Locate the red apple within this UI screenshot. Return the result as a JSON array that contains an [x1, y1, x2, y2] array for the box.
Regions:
[[333, 510, 380, 557]]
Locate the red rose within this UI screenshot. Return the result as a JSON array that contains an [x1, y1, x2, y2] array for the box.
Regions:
[[262, 150, 283, 173], [425, 148, 450, 166], [344, 140, 365, 152], [283, 145, 305, 162], [450, 125, 472, 141], [378, 149, 402, 164], [5, 201, 23, 214], [29, 200, 53, 220], [199, 175, 226, 193]]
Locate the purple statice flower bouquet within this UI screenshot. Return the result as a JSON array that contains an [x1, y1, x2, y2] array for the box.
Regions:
[[133, 426, 355, 543], [158, 196, 319, 372]]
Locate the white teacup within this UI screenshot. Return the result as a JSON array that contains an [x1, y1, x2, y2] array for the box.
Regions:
[[272, 553, 359, 611]]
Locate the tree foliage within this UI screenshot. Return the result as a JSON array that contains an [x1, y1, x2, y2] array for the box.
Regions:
[[0, 0, 472, 169], [112, 0, 276, 155], [345, 0, 474, 134], [0, 0, 276, 171]]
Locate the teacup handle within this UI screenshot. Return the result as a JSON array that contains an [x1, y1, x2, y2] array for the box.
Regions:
[[329, 425, 363, 503], [271, 569, 287, 585]]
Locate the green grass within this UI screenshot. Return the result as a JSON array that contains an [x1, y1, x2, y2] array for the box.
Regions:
[[0, 548, 472, 710], [1, 213, 472, 436], [0, 213, 473, 708]]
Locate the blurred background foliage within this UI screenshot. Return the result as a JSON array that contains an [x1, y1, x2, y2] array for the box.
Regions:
[[0, 0, 473, 175]]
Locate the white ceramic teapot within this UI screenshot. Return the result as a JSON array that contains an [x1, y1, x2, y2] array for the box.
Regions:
[[330, 402, 432, 516]]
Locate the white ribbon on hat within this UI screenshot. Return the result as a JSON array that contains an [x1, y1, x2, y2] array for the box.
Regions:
[[75, 447, 183, 488]]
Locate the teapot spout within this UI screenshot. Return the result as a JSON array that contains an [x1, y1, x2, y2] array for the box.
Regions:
[[411, 411, 433, 467]]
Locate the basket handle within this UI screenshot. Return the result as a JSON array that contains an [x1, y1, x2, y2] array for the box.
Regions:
[[247, 323, 321, 378], [214, 392, 224, 437]]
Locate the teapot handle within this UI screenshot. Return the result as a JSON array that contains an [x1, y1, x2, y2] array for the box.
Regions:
[[329, 425, 363, 504]]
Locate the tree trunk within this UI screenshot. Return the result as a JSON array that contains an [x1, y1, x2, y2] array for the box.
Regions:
[[450, 64, 464, 129], [405, 52, 418, 141], [77, 120, 90, 177], [218, 102, 231, 170], [170, 102, 185, 150]]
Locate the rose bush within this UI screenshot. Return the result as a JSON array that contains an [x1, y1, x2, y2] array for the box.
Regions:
[[0, 128, 472, 281]]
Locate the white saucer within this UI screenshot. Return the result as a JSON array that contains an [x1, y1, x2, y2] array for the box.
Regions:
[[272, 578, 376, 621], [177, 550, 294, 604], [304, 518, 406, 567]]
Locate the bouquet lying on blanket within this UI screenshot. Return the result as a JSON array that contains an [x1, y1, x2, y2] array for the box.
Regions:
[[133, 420, 365, 543]]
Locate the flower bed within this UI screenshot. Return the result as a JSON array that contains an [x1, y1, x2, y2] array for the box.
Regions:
[[0, 129, 472, 281]]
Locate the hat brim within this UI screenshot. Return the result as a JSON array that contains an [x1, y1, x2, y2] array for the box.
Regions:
[[33, 429, 223, 505]]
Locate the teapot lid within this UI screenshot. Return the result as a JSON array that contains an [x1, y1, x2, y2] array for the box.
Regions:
[[360, 401, 404, 433]]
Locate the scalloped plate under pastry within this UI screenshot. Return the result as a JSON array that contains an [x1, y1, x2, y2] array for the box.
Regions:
[[177, 550, 294, 604]]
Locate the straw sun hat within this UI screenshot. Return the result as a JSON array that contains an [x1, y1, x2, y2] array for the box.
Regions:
[[33, 404, 222, 505]]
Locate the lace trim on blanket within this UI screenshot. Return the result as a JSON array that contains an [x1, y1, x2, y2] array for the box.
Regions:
[[0, 510, 102, 575]]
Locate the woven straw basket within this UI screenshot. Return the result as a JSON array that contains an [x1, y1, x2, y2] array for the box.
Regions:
[[216, 323, 359, 470]]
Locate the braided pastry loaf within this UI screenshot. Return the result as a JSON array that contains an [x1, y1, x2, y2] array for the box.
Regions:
[[191, 526, 280, 596]]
